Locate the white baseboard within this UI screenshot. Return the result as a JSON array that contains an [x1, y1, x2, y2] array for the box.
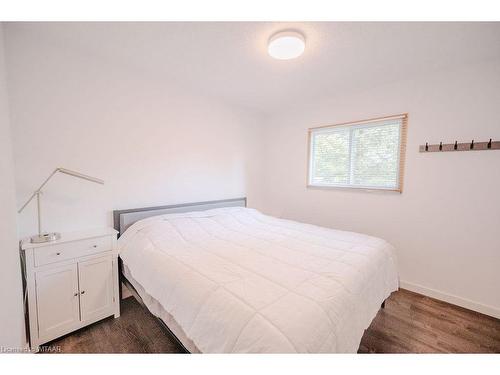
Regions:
[[399, 280, 500, 320]]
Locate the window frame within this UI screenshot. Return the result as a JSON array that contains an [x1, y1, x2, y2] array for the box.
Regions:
[[307, 113, 408, 193]]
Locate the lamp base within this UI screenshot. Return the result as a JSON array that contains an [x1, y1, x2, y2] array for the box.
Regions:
[[30, 232, 61, 243]]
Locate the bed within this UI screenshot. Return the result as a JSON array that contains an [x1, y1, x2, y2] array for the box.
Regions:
[[114, 198, 399, 353]]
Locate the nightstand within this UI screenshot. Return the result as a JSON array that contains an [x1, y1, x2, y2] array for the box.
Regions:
[[21, 228, 120, 352]]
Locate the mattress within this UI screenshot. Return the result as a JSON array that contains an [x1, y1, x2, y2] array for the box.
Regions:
[[118, 207, 399, 353]]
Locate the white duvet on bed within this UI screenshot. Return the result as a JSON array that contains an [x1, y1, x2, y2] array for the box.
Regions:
[[118, 207, 398, 353]]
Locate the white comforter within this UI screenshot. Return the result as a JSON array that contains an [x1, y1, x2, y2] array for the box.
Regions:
[[118, 207, 398, 353]]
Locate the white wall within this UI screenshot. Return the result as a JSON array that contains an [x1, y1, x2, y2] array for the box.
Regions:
[[5, 29, 264, 239], [258, 60, 500, 318], [0, 24, 26, 349]]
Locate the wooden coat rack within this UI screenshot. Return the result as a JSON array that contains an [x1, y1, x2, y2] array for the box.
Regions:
[[419, 139, 500, 153]]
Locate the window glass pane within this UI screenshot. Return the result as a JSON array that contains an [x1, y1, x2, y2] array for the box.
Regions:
[[308, 116, 404, 190], [310, 130, 350, 185], [351, 122, 400, 188]]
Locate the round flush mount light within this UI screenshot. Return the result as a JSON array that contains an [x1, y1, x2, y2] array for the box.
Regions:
[[268, 31, 305, 60]]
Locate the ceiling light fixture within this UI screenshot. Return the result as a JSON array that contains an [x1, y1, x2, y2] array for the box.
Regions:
[[268, 31, 305, 60]]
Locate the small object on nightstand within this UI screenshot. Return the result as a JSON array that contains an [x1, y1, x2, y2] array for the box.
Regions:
[[20, 228, 120, 352]]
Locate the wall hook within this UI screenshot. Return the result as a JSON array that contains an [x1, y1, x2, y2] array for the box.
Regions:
[[420, 139, 497, 153]]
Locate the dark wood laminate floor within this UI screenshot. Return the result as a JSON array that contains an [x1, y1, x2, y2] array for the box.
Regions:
[[43, 289, 500, 353]]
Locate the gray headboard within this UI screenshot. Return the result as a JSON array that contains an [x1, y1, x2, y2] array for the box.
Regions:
[[113, 197, 247, 237]]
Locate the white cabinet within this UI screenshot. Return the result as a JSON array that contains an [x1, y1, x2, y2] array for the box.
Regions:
[[36, 263, 81, 342], [22, 228, 120, 351], [78, 256, 115, 323]]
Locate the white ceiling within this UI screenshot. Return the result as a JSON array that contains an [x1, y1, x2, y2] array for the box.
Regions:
[[6, 22, 500, 115]]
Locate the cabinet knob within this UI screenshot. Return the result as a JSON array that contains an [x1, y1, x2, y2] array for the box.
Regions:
[[56, 252, 61, 255], [80, 290, 85, 294], [92, 245, 97, 248], [74, 292, 79, 297]]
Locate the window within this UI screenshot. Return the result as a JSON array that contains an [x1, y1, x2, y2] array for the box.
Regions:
[[308, 114, 407, 192]]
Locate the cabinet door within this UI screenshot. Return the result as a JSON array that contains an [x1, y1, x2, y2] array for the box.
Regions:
[[78, 256, 114, 323], [35, 263, 80, 342]]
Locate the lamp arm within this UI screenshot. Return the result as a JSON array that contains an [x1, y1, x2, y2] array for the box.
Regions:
[[17, 167, 104, 214], [57, 168, 104, 184], [17, 168, 59, 213], [17, 168, 104, 242]]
